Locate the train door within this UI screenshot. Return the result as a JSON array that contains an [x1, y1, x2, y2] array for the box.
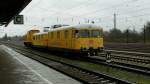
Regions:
[[71, 29, 76, 49], [64, 30, 69, 49], [66, 29, 74, 50], [47, 32, 50, 47], [64, 29, 75, 50], [68, 30, 72, 49]]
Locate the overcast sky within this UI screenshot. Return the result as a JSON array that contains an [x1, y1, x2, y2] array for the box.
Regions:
[[0, 0, 150, 37]]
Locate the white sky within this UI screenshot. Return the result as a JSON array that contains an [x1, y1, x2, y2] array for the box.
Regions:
[[1, 0, 150, 37]]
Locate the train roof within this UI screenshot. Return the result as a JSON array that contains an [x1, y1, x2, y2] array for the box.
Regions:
[[34, 32, 48, 35], [32, 24, 102, 36], [49, 24, 102, 32]]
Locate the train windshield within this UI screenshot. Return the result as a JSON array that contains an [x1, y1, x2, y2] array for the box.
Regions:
[[75, 30, 101, 38], [78, 30, 90, 38], [91, 30, 101, 38]]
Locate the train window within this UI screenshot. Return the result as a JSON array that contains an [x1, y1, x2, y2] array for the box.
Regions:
[[64, 30, 68, 39], [48, 33, 51, 38], [41, 35, 43, 39], [57, 31, 60, 39], [48, 33, 50, 38], [41, 35, 42, 39], [33, 36, 35, 40], [91, 30, 101, 38], [38, 35, 40, 40], [43, 35, 44, 39], [35, 36, 36, 40], [37, 35, 39, 40], [35, 36, 37, 40], [43, 35, 45, 39], [51, 32, 54, 39], [34, 36, 36, 40], [38, 35, 39, 40], [38, 35, 41, 40], [74, 30, 79, 38], [79, 30, 90, 38]]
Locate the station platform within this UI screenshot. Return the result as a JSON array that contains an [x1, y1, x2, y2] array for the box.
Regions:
[[0, 45, 81, 84]]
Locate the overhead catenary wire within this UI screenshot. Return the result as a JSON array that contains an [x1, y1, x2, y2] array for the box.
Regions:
[[30, 0, 138, 18], [24, 0, 150, 20], [69, 0, 150, 20], [75, 0, 140, 17], [82, 2, 150, 23], [23, 0, 42, 13], [22, 0, 150, 31]]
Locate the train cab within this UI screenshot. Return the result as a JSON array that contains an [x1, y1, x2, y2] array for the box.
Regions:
[[72, 26, 103, 55], [24, 30, 40, 46]]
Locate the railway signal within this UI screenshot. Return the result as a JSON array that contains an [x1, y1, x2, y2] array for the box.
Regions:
[[143, 25, 146, 44], [14, 15, 24, 24], [126, 29, 129, 44], [106, 51, 111, 73], [106, 51, 111, 63]]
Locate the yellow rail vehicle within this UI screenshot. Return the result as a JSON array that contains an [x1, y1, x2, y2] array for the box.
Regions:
[[32, 32, 48, 48], [24, 30, 40, 46], [24, 24, 104, 56]]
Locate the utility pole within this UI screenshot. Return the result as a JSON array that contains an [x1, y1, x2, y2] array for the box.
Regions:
[[143, 25, 146, 44], [114, 13, 117, 29], [72, 18, 74, 22], [87, 19, 90, 23], [126, 29, 129, 44], [57, 17, 59, 23]]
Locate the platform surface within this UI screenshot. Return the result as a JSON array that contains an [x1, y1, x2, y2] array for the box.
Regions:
[[0, 45, 81, 84]]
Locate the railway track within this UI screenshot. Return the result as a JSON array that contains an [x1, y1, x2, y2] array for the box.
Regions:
[[86, 55, 150, 76], [105, 43, 150, 53], [3, 43, 150, 81], [91, 50, 150, 75], [3, 43, 131, 84], [106, 50, 150, 64]]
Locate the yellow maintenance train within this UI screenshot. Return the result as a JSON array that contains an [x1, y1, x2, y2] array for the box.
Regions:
[[24, 24, 104, 56]]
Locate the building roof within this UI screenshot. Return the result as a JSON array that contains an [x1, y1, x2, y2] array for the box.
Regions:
[[0, 0, 31, 26]]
